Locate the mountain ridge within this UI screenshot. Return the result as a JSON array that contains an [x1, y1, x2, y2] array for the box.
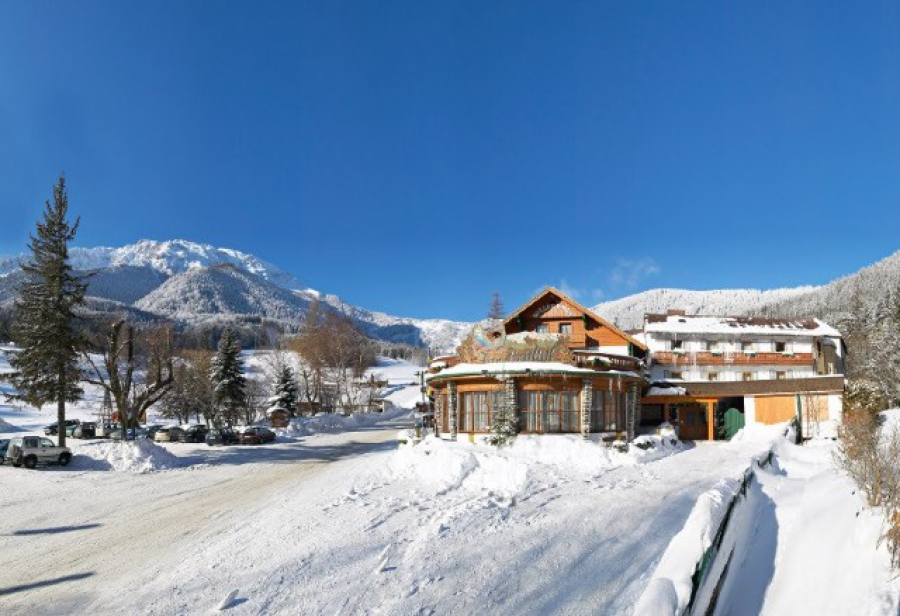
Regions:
[[2, 239, 898, 352]]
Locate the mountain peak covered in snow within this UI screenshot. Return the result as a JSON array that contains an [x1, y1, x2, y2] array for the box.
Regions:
[[66, 239, 304, 289]]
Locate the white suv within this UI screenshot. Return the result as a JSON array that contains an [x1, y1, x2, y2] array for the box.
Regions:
[[5, 436, 72, 469]]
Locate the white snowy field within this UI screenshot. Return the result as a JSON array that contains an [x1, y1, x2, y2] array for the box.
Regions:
[[2, 412, 784, 615]]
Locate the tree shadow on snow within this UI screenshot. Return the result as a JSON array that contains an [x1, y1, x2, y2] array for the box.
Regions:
[[0, 572, 95, 597], [9, 523, 102, 536], [172, 437, 400, 469]]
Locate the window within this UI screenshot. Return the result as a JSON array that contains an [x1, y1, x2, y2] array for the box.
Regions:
[[535, 324, 549, 333], [40, 438, 54, 447], [742, 372, 753, 381], [559, 323, 572, 335], [590, 389, 627, 432], [666, 371, 683, 380], [742, 341, 755, 352], [776, 371, 787, 380], [708, 372, 718, 381], [775, 341, 787, 353], [458, 391, 498, 432], [701, 340, 711, 351], [519, 389, 581, 433], [671, 339, 683, 350]]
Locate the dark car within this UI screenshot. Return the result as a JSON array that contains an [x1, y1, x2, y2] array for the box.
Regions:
[[0, 439, 9, 464], [44, 419, 81, 436], [72, 422, 96, 439], [237, 426, 276, 445], [205, 428, 239, 446], [179, 425, 209, 443]]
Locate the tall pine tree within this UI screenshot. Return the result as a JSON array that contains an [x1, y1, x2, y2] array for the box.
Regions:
[[210, 326, 246, 426], [268, 363, 299, 414], [10, 175, 87, 447]]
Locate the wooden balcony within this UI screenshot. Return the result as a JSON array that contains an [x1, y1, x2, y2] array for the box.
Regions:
[[652, 351, 815, 367]]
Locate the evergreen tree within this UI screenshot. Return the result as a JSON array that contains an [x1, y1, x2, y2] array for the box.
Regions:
[[487, 292, 505, 320], [10, 175, 87, 447], [268, 363, 299, 413], [487, 400, 518, 447], [209, 326, 246, 426]]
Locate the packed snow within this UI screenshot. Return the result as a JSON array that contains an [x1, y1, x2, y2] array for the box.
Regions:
[[74, 439, 184, 473]]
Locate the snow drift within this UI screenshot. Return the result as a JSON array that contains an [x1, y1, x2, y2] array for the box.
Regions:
[[76, 439, 184, 473], [389, 434, 684, 498]]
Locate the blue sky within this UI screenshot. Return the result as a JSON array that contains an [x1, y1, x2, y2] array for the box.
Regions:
[[1, 2, 899, 321]]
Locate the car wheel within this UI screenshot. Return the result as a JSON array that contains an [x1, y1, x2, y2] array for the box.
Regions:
[[58, 453, 71, 466], [24, 456, 37, 469]]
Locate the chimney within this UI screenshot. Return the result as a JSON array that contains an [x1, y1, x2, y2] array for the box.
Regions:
[[667, 309, 686, 316]]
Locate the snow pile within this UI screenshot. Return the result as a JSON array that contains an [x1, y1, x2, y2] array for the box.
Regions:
[[634, 427, 785, 616], [76, 439, 184, 473], [0, 417, 21, 432], [276, 407, 411, 439], [633, 473, 748, 615], [389, 434, 684, 498]]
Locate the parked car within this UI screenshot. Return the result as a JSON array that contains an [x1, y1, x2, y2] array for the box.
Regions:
[[5, 436, 72, 469], [95, 423, 117, 438], [179, 425, 209, 443], [0, 439, 9, 464], [237, 426, 276, 445], [44, 419, 80, 436], [205, 428, 239, 446], [144, 425, 165, 440], [154, 426, 184, 443], [72, 422, 96, 439]]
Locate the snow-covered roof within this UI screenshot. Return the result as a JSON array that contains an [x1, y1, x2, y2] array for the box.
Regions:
[[644, 314, 841, 338], [427, 362, 642, 381], [646, 386, 687, 396]]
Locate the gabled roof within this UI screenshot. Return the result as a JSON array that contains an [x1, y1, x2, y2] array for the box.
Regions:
[[504, 286, 648, 351]]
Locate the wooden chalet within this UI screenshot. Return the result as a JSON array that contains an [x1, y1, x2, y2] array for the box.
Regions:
[[426, 287, 648, 440]]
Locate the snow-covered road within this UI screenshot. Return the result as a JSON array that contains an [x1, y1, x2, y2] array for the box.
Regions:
[[1, 420, 784, 615], [0, 424, 403, 614]]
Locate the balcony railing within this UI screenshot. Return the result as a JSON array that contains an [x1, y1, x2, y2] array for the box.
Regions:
[[652, 351, 814, 366]]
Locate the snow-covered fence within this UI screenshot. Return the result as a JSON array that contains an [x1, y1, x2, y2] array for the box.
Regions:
[[633, 448, 777, 616]]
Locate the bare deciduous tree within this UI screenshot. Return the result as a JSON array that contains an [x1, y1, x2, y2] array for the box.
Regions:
[[84, 320, 175, 439]]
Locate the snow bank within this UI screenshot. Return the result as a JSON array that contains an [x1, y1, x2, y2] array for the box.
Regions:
[[389, 434, 684, 498], [75, 440, 184, 473], [634, 433, 782, 616], [0, 417, 21, 432], [275, 407, 411, 439]]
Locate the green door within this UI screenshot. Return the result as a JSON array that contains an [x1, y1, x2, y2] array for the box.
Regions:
[[723, 407, 745, 440]]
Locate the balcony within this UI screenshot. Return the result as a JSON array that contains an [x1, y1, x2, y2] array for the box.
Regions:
[[652, 351, 814, 367]]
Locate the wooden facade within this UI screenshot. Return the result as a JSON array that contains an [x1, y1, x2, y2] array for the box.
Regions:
[[503, 288, 647, 356], [427, 287, 647, 437]]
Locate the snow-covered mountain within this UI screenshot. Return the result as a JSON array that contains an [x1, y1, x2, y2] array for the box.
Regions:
[[592, 287, 820, 331], [302, 290, 471, 353], [4, 237, 898, 352], [0, 239, 472, 352], [135, 263, 312, 324], [0, 239, 301, 289]]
